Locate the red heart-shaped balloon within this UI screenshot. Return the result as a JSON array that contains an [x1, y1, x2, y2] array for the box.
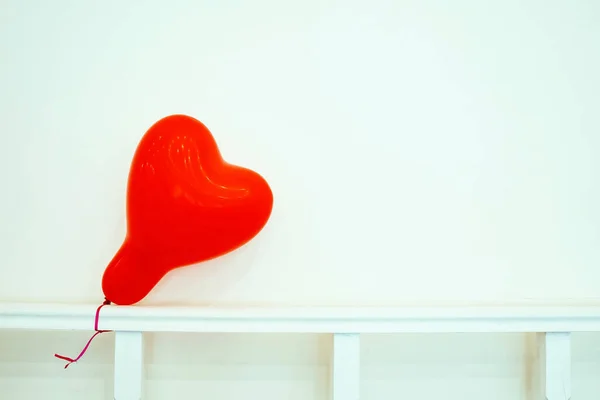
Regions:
[[101, 115, 273, 305]]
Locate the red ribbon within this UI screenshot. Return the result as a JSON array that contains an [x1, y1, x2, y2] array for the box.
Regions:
[[54, 298, 112, 369]]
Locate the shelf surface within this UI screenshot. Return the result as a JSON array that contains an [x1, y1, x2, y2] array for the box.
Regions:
[[2, 303, 600, 333]]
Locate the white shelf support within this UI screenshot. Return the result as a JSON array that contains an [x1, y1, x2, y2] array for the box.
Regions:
[[545, 332, 571, 400], [114, 331, 144, 400], [331, 333, 360, 400]]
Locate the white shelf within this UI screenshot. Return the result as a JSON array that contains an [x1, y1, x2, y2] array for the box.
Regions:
[[2, 302, 600, 333], [0, 302, 588, 400]]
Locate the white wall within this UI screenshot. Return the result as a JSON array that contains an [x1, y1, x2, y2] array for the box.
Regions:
[[1, 1, 599, 399]]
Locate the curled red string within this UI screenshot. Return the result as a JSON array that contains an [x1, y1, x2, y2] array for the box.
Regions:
[[54, 298, 112, 369]]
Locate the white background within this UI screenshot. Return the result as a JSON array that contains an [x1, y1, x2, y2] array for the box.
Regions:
[[1, 1, 599, 399], [1, 0, 599, 307]]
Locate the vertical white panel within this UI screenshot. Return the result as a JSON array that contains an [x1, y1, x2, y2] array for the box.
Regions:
[[114, 331, 144, 400], [545, 332, 571, 400], [331, 333, 360, 400]]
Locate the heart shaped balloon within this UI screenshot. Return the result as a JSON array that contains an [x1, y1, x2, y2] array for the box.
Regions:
[[101, 114, 273, 305]]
